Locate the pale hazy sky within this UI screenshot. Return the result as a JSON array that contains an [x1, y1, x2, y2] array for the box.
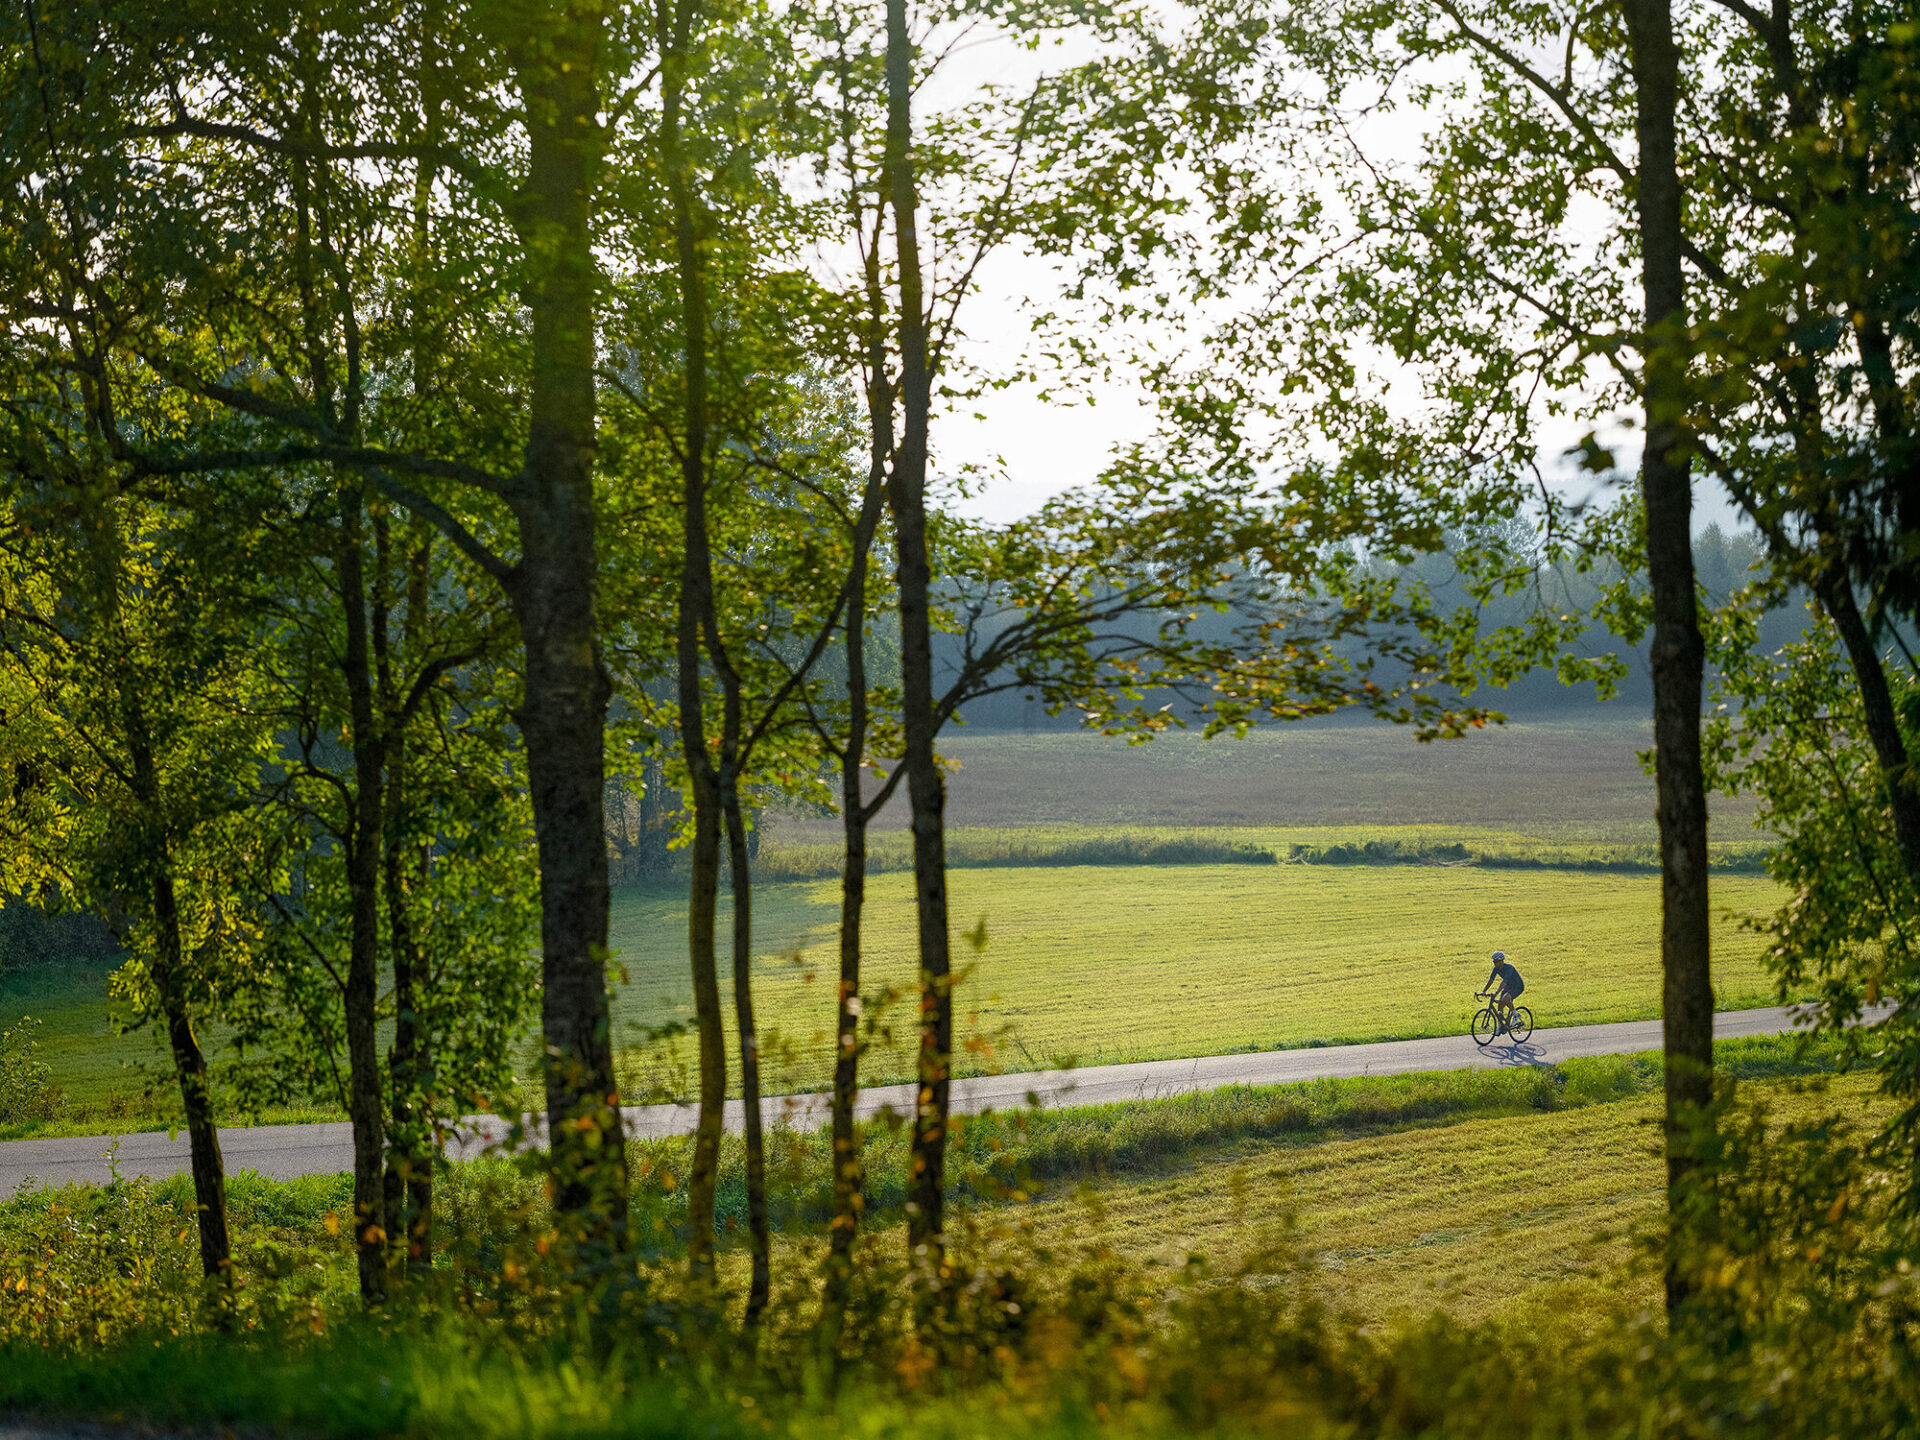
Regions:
[[921, 24, 1747, 537]]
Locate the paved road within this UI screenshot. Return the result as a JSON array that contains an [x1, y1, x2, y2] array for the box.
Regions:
[[0, 1005, 1833, 1198]]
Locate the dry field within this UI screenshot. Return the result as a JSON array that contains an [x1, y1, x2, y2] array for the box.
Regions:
[[770, 718, 1763, 844]]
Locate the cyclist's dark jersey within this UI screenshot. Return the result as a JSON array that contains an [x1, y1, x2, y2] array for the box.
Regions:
[[1491, 960, 1524, 995]]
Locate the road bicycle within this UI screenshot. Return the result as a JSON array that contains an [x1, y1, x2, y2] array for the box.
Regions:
[[1471, 990, 1534, 1046]]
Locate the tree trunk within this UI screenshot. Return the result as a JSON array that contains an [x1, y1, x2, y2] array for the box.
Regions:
[[336, 492, 390, 1305], [382, 832, 433, 1271], [508, 5, 626, 1237], [381, 525, 435, 1274], [382, 36, 444, 1270], [1623, 0, 1714, 1324], [151, 860, 232, 1291], [679, 663, 725, 1281], [126, 707, 232, 1292], [660, 0, 731, 1284], [822, 540, 873, 1331], [823, 230, 894, 1326], [884, 0, 954, 1277], [721, 766, 770, 1321], [99, 500, 232, 1293]]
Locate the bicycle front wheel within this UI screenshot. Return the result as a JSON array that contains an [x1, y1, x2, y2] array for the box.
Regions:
[[1471, 1007, 1499, 1047], [1506, 1006, 1534, 1043]]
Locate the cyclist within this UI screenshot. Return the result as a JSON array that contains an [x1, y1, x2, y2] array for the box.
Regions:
[[1481, 950, 1525, 1028]]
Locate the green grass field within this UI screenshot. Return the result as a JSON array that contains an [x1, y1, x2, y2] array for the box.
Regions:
[[607, 860, 1785, 1097], [0, 957, 168, 1115], [3, 718, 1789, 1125]]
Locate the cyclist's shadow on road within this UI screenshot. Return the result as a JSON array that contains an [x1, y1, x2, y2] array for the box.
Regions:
[[1492, 1039, 1549, 1068]]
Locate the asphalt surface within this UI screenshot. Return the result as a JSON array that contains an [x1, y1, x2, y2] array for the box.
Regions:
[[0, 1005, 1833, 1198]]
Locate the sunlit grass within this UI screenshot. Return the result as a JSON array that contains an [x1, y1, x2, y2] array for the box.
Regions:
[[3, 855, 1789, 1129], [609, 861, 1786, 1096], [1008, 1066, 1884, 1326], [5, 721, 1787, 1127]]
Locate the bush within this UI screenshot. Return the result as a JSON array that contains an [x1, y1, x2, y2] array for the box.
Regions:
[[0, 1016, 56, 1123]]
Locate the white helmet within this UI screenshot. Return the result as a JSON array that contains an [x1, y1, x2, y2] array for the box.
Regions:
[[1491, 950, 1506, 961]]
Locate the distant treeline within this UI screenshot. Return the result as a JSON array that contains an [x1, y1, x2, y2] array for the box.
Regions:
[[752, 830, 1775, 880], [941, 523, 1812, 730], [1289, 838, 1773, 875], [0, 904, 118, 972]]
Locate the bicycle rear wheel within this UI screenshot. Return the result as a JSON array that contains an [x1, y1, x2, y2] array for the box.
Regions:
[[1471, 1007, 1499, 1046], [1506, 1006, 1534, 1043]]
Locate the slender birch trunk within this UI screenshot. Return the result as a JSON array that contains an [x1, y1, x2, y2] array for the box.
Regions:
[[822, 537, 874, 1329], [721, 765, 770, 1320], [883, 0, 954, 1275], [660, 0, 728, 1279]]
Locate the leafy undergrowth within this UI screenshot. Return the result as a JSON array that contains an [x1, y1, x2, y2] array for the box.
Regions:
[[4, 1077, 1919, 1439]]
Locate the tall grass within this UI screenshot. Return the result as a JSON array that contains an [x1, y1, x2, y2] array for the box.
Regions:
[[8, 1072, 1919, 1440]]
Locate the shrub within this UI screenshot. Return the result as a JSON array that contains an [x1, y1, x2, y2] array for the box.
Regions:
[[0, 1016, 56, 1123]]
